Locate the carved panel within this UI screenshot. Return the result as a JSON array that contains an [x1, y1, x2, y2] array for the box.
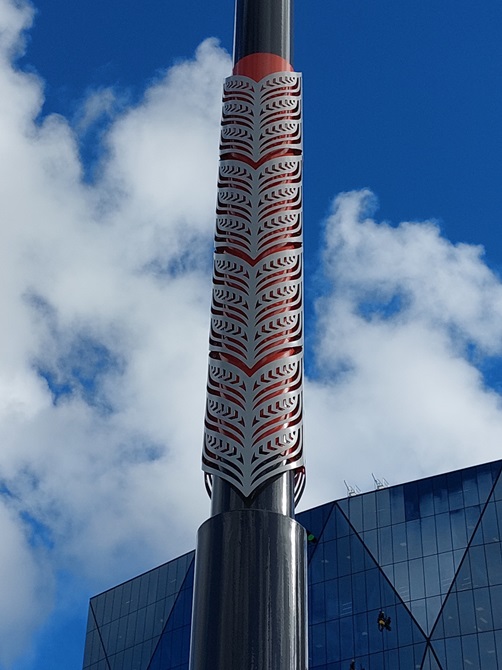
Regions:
[[203, 72, 304, 501]]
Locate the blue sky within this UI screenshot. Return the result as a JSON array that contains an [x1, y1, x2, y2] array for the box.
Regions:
[[1, 0, 502, 668]]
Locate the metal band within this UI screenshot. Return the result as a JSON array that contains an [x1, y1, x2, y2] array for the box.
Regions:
[[203, 72, 304, 501]]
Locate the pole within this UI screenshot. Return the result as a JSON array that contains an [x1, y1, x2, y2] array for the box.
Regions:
[[189, 1, 307, 667]]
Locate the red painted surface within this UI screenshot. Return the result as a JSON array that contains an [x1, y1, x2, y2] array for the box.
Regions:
[[233, 53, 293, 81]]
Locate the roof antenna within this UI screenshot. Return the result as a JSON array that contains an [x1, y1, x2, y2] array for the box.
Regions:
[[344, 480, 361, 497], [372, 474, 389, 490]]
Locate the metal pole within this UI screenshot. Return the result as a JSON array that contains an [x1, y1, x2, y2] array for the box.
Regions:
[[189, 1, 307, 667]]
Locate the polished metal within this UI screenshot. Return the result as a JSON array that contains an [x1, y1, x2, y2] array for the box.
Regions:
[[189, 510, 308, 670], [190, 2, 308, 668], [234, 0, 292, 64]]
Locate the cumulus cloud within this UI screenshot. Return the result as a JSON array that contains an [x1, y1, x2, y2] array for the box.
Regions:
[[0, 501, 52, 667], [2, 0, 502, 667], [0, 1, 231, 663], [303, 190, 502, 509]]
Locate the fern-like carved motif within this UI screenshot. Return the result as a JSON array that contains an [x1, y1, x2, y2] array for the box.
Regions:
[[203, 72, 304, 501]]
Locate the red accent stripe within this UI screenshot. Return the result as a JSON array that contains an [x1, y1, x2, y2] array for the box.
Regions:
[[233, 53, 293, 81]]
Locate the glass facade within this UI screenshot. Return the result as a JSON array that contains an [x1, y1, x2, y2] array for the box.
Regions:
[[82, 460, 502, 670]]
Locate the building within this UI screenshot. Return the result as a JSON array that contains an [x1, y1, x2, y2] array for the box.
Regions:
[[82, 459, 502, 670]]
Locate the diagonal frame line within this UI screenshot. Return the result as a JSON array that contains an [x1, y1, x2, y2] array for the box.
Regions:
[[335, 501, 429, 642], [146, 553, 196, 670], [89, 600, 112, 670], [428, 464, 502, 642]]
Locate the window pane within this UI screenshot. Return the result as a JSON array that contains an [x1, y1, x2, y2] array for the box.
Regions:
[[486, 542, 502, 585], [473, 587, 493, 631], [424, 555, 440, 597], [457, 590, 476, 635], [461, 633, 480, 668], [404, 482, 420, 521], [362, 493, 377, 531], [482, 503, 500, 543], [462, 470, 480, 506], [436, 513, 452, 553], [407, 520, 422, 560], [470, 544, 488, 588], [421, 516, 437, 556], [376, 488, 391, 527], [390, 486, 405, 524], [450, 508, 467, 549], [433, 475, 449, 514], [438, 552, 455, 594], [310, 623, 327, 666], [409, 558, 425, 600], [392, 524, 407, 563], [478, 631, 498, 670]]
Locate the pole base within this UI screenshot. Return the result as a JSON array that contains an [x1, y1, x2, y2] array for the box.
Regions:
[[189, 509, 308, 670]]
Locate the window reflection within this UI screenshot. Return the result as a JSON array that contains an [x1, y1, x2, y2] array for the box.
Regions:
[[83, 461, 502, 670]]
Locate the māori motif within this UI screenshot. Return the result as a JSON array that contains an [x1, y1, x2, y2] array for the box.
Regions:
[[203, 72, 305, 501]]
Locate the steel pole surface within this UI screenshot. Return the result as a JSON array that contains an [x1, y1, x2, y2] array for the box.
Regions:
[[189, 1, 307, 668]]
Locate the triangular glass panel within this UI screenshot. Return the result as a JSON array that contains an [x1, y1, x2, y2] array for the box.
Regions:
[[298, 501, 334, 547], [82, 619, 108, 668], [94, 551, 194, 669], [421, 647, 443, 670], [148, 559, 195, 670], [310, 511, 426, 667], [337, 470, 492, 637], [431, 481, 502, 658], [474, 461, 500, 505]]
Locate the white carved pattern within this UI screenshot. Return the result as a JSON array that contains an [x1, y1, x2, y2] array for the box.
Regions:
[[220, 73, 302, 162], [203, 72, 304, 501], [210, 249, 302, 367], [216, 157, 302, 257], [204, 354, 303, 498]]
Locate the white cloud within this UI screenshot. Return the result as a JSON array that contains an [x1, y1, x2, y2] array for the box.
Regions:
[[301, 191, 502, 509], [0, 0, 231, 663], [0, 500, 53, 668]]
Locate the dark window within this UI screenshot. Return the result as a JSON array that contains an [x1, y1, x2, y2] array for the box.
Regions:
[[404, 482, 420, 521], [348, 494, 363, 531], [409, 558, 425, 601], [478, 630, 498, 670], [310, 623, 327, 665], [418, 478, 434, 517], [423, 555, 440, 597], [378, 525, 393, 566], [457, 590, 476, 635], [461, 633, 480, 669], [376, 487, 391, 527], [390, 486, 405, 524], [485, 542, 502, 585], [438, 552, 455, 594], [324, 540, 338, 580], [325, 618, 340, 663], [473, 587, 493, 631], [406, 519, 422, 560], [392, 523, 408, 563], [482, 502, 500, 543], [362, 492, 377, 531], [491, 584, 502, 628], [444, 636, 462, 668], [425, 595, 441, 634], [447, 471, 464, 511], [421, 515, 438, 556], [436, 512, 453, 553], [462, 470, 480, 507], [441, 592, 460, 637]]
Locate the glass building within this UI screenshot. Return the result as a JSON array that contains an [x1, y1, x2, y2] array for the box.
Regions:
[[82, 459, 502, 670]]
